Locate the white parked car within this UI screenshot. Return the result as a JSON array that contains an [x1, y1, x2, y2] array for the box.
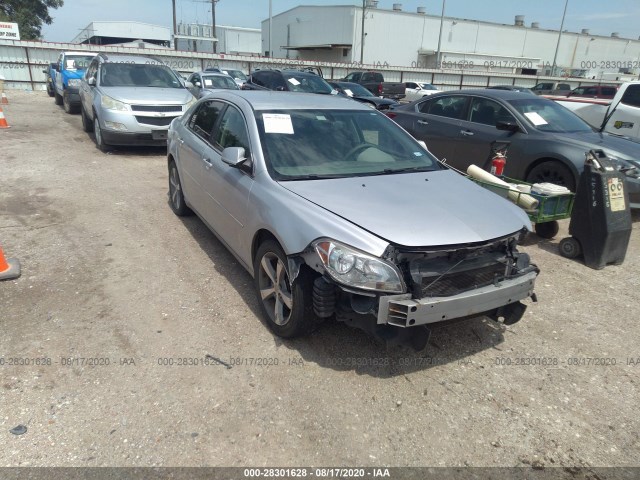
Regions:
[[404, 82, 440, 102]]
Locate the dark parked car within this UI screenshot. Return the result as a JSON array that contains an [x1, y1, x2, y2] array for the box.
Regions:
[[487, 85, 535, 95], [531, 81, 572, 96], [566, 85, 618, 100], [243, 69, 336, 95], [329, 81, 398, 110], [386, 89, 640, 204], [166, 90, 538, 348]]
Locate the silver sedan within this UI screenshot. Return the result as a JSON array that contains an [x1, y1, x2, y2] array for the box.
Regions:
[[167, 91, 538, 349]]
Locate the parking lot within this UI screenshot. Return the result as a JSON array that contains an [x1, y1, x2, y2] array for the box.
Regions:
[[1, 90, 640, 469]]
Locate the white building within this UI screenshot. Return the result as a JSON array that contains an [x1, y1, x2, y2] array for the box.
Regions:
[[72, 21, 171, 47], [262, 3, 640, 79], [176, 23, 261, 55]]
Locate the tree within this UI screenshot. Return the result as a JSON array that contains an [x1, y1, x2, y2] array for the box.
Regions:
[[0, 0, 64, 40]]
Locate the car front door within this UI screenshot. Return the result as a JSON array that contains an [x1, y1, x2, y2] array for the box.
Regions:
[[405, 82, 420, 101], [178, 100, 225, 217], [200, 103, 254, 246], [187, 73, 202, 97], [80, 59, 98, 117], [454, 96, 520, 171], [400, 95, 469, 163]]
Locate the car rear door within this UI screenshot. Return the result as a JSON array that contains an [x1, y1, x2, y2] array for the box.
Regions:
[[397, 94, 469, 162], [200, 102, 255, 246], [178, 100, 225, 216], [454, 96, 519, 171]]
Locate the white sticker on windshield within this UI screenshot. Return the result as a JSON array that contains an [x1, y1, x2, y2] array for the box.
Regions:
[[343, 89, 354, 97], [66, 60, 76, 69], [413, 152, 423, 156], [263, 113, 294, 134], [524, 111, 548, 126], [316, 115, 327, 121], [204, 79, 213, 87], [288, 78, 301, 86]]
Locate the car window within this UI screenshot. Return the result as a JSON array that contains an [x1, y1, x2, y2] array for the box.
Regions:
[[418, 96, 467, 119], [558, 84, 571, 90], [85, 60, 98, 81], [202, 75, 237, 89], [619, 85, 640, 107], [469, 98, 515, 126], [256, 109, 441, 180], [534, 83, 552, 90], [601, 87, 617, 96], [509, 98, 592, 133], [282, 73, 333, 94], [572, 87, 587, 95], [344, 72, 361, 82], [188, 73, 198, 84], [406, 82, 417, 89], [268, 72, 287, 90], [213, 106, 250, 153], [188, 101, 224, 141], [66, 55, 94, 70]]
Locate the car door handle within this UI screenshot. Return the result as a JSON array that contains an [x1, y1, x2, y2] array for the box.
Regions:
[[418, 120, 429, 125], [178, 137, 184, 144], [460, 130, 474, 136], [202, 157, 213, 168]]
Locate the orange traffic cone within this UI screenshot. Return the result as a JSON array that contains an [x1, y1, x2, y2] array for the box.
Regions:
[[0, 92, 7, 104], [0, 245, 21, 281], [0, 106, 10, 129]]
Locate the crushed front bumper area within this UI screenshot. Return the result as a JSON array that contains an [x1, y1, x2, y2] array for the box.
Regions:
[[377, 270, 537, 327]]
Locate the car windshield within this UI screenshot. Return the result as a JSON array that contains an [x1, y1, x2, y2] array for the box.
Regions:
[[256, 109, 442, 180], [509, 98, 593, 133], [100, 63, 183, 88], [341, 83, 373, 97], [66, 55, 94, 70], [225, 70, 248, 81], [283, 73, 334, 94], [202, 75, 238, 89]]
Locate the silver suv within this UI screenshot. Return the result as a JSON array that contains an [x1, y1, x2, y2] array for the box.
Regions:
[[79, 53, 196, 151]]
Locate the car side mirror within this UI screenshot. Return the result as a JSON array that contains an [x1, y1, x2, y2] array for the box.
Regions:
[[87, 77, 96, 86], [496, 121, 520, 133], [221, 147, 247, 167], [185, 81, 194, 89], [193, 80, 201, 87], [275, 86, 286, 91]]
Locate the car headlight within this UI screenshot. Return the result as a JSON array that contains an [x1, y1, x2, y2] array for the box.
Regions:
[[607, 155, 639, 176], [184, 95, 197, 110], [100, 94, 129, 112], [313, 239, 405, 293], [67, 79, 81, 87]]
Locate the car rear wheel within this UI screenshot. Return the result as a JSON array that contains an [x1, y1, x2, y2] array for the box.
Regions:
[[526, 161, 576, 192], [93, 114, 110, 153], [254, 240, 319, 338], [168, 160, 192, 216]]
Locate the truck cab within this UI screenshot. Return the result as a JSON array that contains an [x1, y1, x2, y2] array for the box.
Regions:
[[603, 81, 640, 140], [531, 81, 572, 96], [52, 51, 96, 113]]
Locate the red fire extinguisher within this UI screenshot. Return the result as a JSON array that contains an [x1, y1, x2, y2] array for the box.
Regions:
[[490, 152, 506, 176]]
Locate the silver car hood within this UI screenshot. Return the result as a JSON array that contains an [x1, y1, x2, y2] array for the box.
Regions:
[[101, 87, 193, 105], [280, 170, 531, 247]]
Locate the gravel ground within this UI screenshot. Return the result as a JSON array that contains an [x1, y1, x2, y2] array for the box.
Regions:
[[1, 90, 639, 471]]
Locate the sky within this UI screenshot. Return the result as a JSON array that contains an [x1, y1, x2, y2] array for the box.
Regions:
[[40, 0, 640, 43]]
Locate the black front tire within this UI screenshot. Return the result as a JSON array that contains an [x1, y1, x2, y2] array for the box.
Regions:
[[559, 237, 582, 259], [534, 221, 559, 239], [46, 82, 54, 97], [253, 240, 320, 338], [81, 105, 93, 132], [526, 161, 576, 192], [54, 91, 63, 106], [93, 114, 110, 153], [168, 160, 192, 216], [63, 91, 78, 114]]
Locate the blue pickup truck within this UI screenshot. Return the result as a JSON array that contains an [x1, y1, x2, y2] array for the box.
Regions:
[[49, 51, 95, 113]]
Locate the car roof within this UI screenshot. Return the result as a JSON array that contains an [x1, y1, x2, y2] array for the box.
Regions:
[[196, 71, 233, 77], [98, 53, 160, 65], [434, 89, 539, 100], [204, 90, 371, 111], [64, 51, 96, 56]]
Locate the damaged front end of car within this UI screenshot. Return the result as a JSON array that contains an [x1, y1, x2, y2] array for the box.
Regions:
[[297, 228, 539, 350]]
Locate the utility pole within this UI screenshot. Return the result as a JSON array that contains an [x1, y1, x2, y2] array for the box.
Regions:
[[268, 0, 273, 57], [551, 0, 569, 77], [211, 0, 217, 53], [435, 0, 446, 69], [360, 0, 365, 64], [172, 0, 178, 50]]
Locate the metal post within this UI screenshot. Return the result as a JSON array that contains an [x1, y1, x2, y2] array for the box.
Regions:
[[435, 0, 446, 69], [172, 0, 178, 50], [269, 0, 273, 57], [211, 0, 217, 53], [551, 0, 569, 76], [360, 0, 366, 64]]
